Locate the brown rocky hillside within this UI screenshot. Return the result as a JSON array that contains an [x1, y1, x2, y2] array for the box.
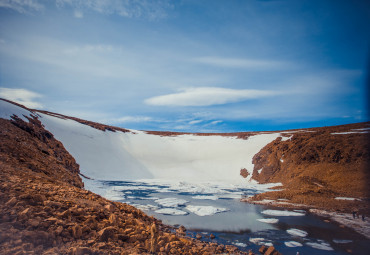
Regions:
[[249, 123, 370, 214], [0, 110, 261, 254]]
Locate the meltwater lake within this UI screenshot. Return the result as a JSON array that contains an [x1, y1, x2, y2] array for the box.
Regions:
[[85, 179, 370, 255]]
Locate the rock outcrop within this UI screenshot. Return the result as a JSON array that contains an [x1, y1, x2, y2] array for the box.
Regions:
[[249, 123, 370, 214]]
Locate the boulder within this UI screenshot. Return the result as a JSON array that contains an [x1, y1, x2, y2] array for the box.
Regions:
[[97, 226, 117, 242]]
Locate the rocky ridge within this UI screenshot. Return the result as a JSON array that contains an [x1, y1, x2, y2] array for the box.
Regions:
[[0, 102, 282, 254], [247, 123, 370, 215]]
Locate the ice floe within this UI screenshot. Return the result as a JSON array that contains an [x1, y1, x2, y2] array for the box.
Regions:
[[333, 239, 352, 244], [262, 210, 305, 216], [233, 242, 248, 247], [192, 195, 219, 200], [154, 208, 188, 216], [306, 241, 333, 251], [249, 238, 265, 245], [155, 198, 188, 207], [284, 241, 303, 247], [131, 204, 159, 211], [186, 205, 229, 216], [257, 218, 279, 224], [286, 228, 308, 237]]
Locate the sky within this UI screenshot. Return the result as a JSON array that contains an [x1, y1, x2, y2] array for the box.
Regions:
[[0, 0, 369, 132]]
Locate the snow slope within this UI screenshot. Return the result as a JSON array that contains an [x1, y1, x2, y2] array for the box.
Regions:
[[0, 99, 283, 184]]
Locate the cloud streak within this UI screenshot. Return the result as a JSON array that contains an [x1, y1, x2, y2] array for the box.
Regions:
[[0, 87, 43, 108], [0, 0, 44, 13], [55, 0, 173, 20], [193, 57, 289, 69], [145, 87, 280, 107]]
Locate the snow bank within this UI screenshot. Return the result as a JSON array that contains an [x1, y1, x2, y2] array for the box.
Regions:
[[334, 197, 359, 201], [261, 210, 305, 217], [1, 100, 285, 187], [257, 218, 279, 224], [286, 228, 308, 237], [33, 106, 282, 183], [155, 198, 188, 207], [154, 208, 188, 216], [186, 205, 229, 216], [0, 100, 35, 122], [284, 241, 303, 247]]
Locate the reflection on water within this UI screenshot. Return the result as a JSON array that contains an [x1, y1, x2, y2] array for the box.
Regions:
[[84, 179, 370, 255]]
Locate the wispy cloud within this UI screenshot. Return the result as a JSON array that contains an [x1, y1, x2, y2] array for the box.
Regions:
[[145, 87, 280, 107], [0, 0, 44, 13], [193, 57, 289, 69], [0, 87, 43, 108], [55, 0, 173, 20], [105, 115, 153, 124], [73, 9, 83, 18]]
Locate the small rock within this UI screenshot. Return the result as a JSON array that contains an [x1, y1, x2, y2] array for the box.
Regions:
[[97, 226, 117, 242], [196, 233, 202, 240], [210, 233, 215, 239], [265, 246, 276, 255]]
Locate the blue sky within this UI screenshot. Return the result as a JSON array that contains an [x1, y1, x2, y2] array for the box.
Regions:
[[0, 0, 369, 132]]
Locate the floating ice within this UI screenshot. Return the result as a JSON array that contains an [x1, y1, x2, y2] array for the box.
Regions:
[[284, 241, 303, 247], [233, 242, 247, 247], [333, 239, 352, 244], [257, 218, 279, 224], [132, 204, 159, 211], [186, 205, 229, 216], [260, 242, 273, 247], [306, 241, 333, 251], [262, 210, 305, 216], [286, 228, 308, 237], [155, 198, 188, 207], [249, 238, 265, 245], [192, 195, 219, 200], [154, 208, 188, 216]]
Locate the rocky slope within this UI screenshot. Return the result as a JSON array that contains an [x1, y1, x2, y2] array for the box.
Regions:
[[0, 102, 279, 254], [248, 123, 370, 214]]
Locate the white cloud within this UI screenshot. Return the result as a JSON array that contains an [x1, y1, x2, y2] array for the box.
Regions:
[[0, 0, 44, 13], [145, 87, 280, 107], [74, 9, 83, 18], [193, 56, 289, 69], [106, 115, 153, 124], [55, 0, 173, 20], [210, 120, 222, 125], [188, 120, 202, 125], [0, 87, 43, 108]]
